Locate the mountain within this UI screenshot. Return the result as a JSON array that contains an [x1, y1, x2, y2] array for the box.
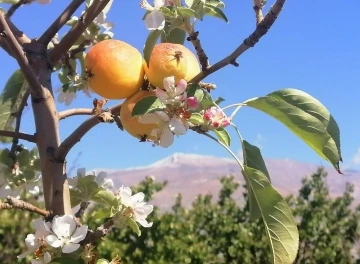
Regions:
[[95, 153, 360, 211]]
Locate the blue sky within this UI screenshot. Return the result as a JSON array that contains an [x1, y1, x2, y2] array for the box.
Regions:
[[0, 0, 359, 174]]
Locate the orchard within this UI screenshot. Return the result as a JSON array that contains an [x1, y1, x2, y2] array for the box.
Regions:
[[0, 1, 345, 264]]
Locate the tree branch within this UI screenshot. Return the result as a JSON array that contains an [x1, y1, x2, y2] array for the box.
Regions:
[[0, 196, 51, 217], [6, 0, 32, 18], [58, 108, 94, 120], [48, 0, 111, 65], [0, 12, 43, 98], [0, 129, 35, 142], [38, 0, 86, 45], [187, 30, 210, 71], [190, 0, 286, 83], [54, 104, 121, 162], [81, 218, 114, 245]]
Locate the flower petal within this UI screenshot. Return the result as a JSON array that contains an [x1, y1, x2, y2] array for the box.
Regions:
[[145, 10, 165, 30], [52, 215, 76, 238], [138, 113, 160, 124], [44, 252, 52, 263], [175, 79, 187, 95], [62, 242, 80, 254], [163, 76, 175, 90], [136, 218, 153, 228], [155, 88, 168, 103], [69, 225, 88, 243], [155, 111, 170, 122], [159, 127, 174, 148], [45, 235, 63, 248], [102, 179, 114, 189], [169, 118, 187, 135], [131, 192, 145, 203], [119, 187, 133, 207], [154, 0, 165, 8]]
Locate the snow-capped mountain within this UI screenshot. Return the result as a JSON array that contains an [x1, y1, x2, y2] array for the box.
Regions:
[[96, 153, 360, 210]]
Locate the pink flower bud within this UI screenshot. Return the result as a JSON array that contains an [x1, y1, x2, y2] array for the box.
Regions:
[[186, 97, 199, 110]]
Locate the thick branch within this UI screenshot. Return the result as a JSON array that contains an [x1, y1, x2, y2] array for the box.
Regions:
[[190, 0, 286, 83], [0, 129, 35, 142], [0, 13, 43, 98], [187, 30, 210, 71], [58, 108, 93, 120], [48, 0, 111, 64], [38, 0, 86, 45], [55, 104, 121, 161], [0, 196, 51, 217]]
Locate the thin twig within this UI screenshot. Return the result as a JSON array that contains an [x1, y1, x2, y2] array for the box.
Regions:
[[190, 0, 286, 83], [0, 129, 35, 142], [0, 196, 51, 217], [9, 88, 30, 161], [54, 103, 121, 162], [253, 0, 266, 24], [38, 0, 86, 45], [58, 108, 94, 120], [6, 0, 31, 18], [48, 0, 111, 65], [187, 30, 210, 71], [0, 13, 43, 98], [75, 201, 90, 219], [81, 218, 114, 245]]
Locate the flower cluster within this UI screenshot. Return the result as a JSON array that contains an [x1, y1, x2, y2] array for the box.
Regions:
[[137, 76, 230, 148], [68, 168, 114, 191], [139, 76, 195, 148], [18, 215, 88, 264]]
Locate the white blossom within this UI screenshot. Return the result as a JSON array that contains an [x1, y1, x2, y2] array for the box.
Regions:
[[155, 76, 187, 105], [30, 252, 52, 264], [139, 111, 189, 148], [203, 106, 230, 129], [45, 215, 88, 254], [140, 0, 175, 30], [118, 186, 154, 227], [18, 218, 52, 261], [68, 168, 114, 190]]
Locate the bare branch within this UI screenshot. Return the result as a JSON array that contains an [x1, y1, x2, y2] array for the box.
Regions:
[[187, 30, 210, 71], [0, 14, 31, 58], [6, 0, 31, 18], [55, 103, 121, 162], [0, 13, 43, 98], [48, 0, 111, 65], [0, 196, 51, 217], [81, 218, 114, 245], [75, 201, 90, 219], [38, 0, 86, 45], [190, 0, 286, 83], [58, 108, 93, 120], [0, 129, 35, 142]]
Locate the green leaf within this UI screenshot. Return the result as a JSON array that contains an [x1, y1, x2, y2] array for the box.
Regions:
[[177, 7, 197, 17], [0, 148, 12, 167], [17, 149, 30, 167], [200, 91, 215, 109], [132, 96, 166, 117], [244, 88, 342, 172], [93, 207, 112, 220], [143, 29, 162, 66], [92, 190, 117, 207], [187, 83, 201, 96], [191, 0, 205, 20], [204, 3, 228, 22], [126, 217, 141, 236], [161, 28, 186, 45], [160, 6, 175, 17], [70, 189, 83, 207], [214, 127, 230, 146], [0, 70, 28, 132], [96, 260, 110, 264], [242, 140, 271, 220], [77, 175, 100, 196], [242, 166, 299, 264], [49, 257, 80, 264], [188, 113, 204, 125], [214, 97, 225, 105], [206, 0, 225, 8]]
